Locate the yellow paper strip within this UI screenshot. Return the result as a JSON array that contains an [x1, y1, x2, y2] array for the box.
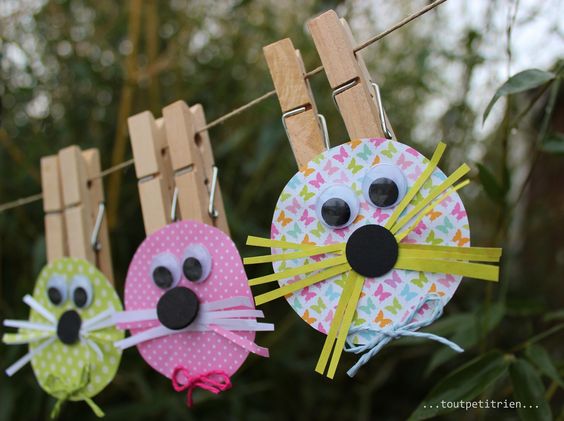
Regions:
[[399, 247, 501, 262], [385, 142, 446, 230], [326, 273, 365, 379], [400, 243, 502, 258], [392, 164, 471, 234], [255, 264, 351, 306], [243, 243, 345, 265], [248, 255, 347, 286], [395, 179, 470, 242], [246, 236, 318, 250], [394, 257, 499, 282], [315, 271, 358, 376]]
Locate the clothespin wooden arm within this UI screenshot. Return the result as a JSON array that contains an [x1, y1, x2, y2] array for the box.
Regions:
[[308, 10, 393, 140], [82, 149, 114, 283], [41, 155, 67, 263], [264, 38, 327, 169], [58, 145, 94, 264], [340, 18, 396, 139], [190, 104, 230, 235], [54, 146, 114, 283], [162, 100, 230, 233], [128, 111, 173, 236]]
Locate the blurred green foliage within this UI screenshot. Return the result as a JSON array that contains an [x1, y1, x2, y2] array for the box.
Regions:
[[1, 1, 563, 420]]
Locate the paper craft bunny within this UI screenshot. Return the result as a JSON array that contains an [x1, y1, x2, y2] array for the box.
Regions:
[[114, 220, 272, 407], [245, 138, 502, 378], [2, 258, 124, 417]]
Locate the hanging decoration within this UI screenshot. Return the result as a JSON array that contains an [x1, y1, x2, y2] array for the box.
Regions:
[[3, 258, 124, 418], [245, 138, 502, 378], [115, 220, 273, 407]]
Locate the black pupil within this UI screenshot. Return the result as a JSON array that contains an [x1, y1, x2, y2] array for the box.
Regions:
[[369, 177, 399, 207], [73, 287, 88, 308], [153, 266, 174, 289], [48, 287, 62, 305], [183, 257, 203, 282], [321, 197, 351, 227]]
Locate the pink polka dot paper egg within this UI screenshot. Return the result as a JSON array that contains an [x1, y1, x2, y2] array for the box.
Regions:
[[123, 220, 265, 382]]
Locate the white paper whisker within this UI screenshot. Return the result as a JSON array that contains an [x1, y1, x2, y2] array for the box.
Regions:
[[83, 337, 104, 361], [115, 311, 274, 349], [3, 319, 56, 332], [201, 296, 254, 311], [113, 295, 273, 349], [5, 336, 56, 377], [112, 309, 158, 325], [205, 309, 265, 319], [3, 331, 53, 345], [22, 295, 56, 324], [114, 325, 172, 349], [82, 307, 115, 331]]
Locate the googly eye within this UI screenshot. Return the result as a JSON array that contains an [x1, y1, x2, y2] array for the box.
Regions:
[[362, 164, 407, 208], [315, 184, 359, 229], [150, 252, 181, 290], [182, 244, 212, 283], [46, 275, 67, 306], [70, 275, 93, 309]]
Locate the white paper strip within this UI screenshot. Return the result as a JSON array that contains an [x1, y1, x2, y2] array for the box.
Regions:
[[5, 336, 56, 377], [23, 295, 56, 324]]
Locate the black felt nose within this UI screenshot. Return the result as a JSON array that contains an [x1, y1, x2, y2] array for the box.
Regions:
[[345, 224, 399, 278], [57, 310, 82, 345], [157, 286, 200, 330]]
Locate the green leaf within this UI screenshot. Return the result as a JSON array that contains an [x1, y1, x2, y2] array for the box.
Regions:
[[525, 344, 564, 388], [409, 351, 510, 420], [425, 303, 505, 375], [483, 69, 556, 123], [476, 163, 506, 204], [543, 309, 564, 322], [541, 133, 564, 154], [510, 359, 552, 421]]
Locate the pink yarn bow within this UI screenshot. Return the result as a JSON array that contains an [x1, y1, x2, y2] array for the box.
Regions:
[[172, 366, 232, 407]]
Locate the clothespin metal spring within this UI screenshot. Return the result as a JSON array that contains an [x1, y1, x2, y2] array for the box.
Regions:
[[331, 79, 392, 140], [281, 107, 330, 151], [170, 165, 221, 223], [90, 202, 105, 252]]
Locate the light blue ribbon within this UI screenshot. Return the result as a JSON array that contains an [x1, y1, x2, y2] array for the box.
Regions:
[[344, 294, 463, 377]]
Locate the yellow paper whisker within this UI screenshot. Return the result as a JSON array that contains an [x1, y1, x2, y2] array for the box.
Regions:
[[315, 271, 358, 376], [394, 257, 499, 282], [243, 243, 345, 265], [326, 272, 365, 379], [385, 142, 446, 230], [395, 179, 470, 242], [254, 264, 351, 306], [400, 243, 502, 258], [247, 236, 326, 250], [248, 255, 348, 286], [392, 163, 470, 234], [399, 245, 502, 262]]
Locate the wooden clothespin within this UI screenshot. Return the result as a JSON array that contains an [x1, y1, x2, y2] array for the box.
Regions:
[[308, 10, 395, 140], [40, 145, 114, 283], [128, 101, 229, 236], [264, 38, 328, 169], [41, 155, 67, 262], [128, 112, 173, 235]]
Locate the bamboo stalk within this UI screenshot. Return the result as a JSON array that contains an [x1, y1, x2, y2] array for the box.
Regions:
[[106, 0, 143, 230]]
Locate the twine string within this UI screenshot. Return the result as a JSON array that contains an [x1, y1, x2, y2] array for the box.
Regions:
[[0, 0, 447, 214]]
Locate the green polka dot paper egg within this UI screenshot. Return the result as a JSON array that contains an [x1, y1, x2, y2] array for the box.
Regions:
[[3, 258, 124, 408]]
